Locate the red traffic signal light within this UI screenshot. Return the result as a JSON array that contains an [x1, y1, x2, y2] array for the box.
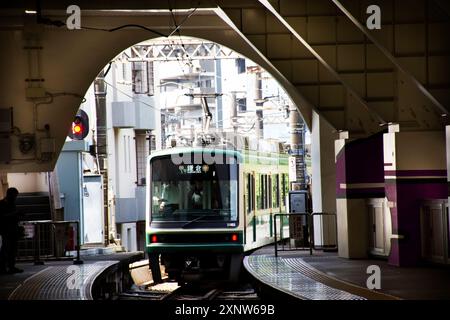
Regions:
[[68, 110, 89, 140], [72, 117, 83, 134], [73, 123, 82, 134]]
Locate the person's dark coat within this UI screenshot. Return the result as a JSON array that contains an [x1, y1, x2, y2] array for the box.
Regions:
[[0, 198, 19, 237]]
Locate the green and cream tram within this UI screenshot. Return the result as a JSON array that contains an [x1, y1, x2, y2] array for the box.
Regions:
[[146, 143, 289, 282]]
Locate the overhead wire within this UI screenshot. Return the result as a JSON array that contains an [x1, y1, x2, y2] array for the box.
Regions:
[[40, 5, 288, 134], [168, 1, 197, 75], [103, 79, 180, 120], [167, 6, 199, 38], [36, 4, 199, 39], [80, 24, 167, 37]]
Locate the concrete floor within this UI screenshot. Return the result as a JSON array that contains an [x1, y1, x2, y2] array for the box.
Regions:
[[253, 246, 450, 300], [0, 252, 143, 300], [302, 254, 450, 300]]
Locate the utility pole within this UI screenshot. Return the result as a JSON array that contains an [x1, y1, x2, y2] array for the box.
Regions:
[[94, 70, 115, 246], [254, 69, 264, 141], [215, 59, 223, 129], [289, 106, 307, 190], [230, 91, 238, 133]]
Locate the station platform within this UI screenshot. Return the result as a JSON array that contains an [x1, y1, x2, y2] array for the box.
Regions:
[[0, 251, 143, 300], [245, 246, 450, 300]]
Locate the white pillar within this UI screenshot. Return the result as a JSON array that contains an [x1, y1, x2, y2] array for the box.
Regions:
[[311, 112, 337, 246], [334, 131, 353, 258]]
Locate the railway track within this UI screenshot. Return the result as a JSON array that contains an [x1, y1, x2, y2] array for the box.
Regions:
[[118, 280, 259, 301]]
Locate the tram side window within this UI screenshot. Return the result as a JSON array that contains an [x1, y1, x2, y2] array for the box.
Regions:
[[261, 174, 267, 210], [256, 174, 262, 210], [244, 174, 248, 215], [245, 173, 254, 214], [272, 174, 280, 209], [263, 174, 267, 209], [280, 173, 286, 207], [281, 174, 288, 207], [257, 174, 271, 210]]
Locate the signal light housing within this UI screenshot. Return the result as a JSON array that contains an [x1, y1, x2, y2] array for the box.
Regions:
[[73, 123, 82, 134], [68, 109, 89, 140]]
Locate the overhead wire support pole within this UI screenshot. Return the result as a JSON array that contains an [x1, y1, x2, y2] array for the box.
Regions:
[[252, 67, 264, 141], [94, 70, 112, 247]]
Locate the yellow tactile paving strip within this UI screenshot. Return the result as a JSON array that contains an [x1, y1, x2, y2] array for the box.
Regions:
[[283, 258, 400, 300], [245, 255, 400, 300]]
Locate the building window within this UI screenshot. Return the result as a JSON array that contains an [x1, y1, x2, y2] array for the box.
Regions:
[[149, 133, 156, 153], [132, 62, 147, 94], [128, 136, 132, 173], [236, 58, 246, 74], [123, 135, 128, 172], [135, 131, 149, 185], [147, 62, 155, 96], [237, 98, 247, 112], [131, 50, 154, 95], [122, 63, 127, 82]]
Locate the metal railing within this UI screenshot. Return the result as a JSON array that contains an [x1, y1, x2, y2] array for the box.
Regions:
[[273, 212, 337, 257], [18, 220, 83, 265], [274, 213, 311, 257]]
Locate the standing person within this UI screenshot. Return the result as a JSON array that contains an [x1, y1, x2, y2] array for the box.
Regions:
[[0, 187, 23, 274], [159, 180, 180, 213], [188, 179, 204, 209]]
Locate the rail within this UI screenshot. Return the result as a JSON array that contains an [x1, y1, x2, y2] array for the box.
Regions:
[[19, 220, 83, 265], [273, 212, 337, 257]]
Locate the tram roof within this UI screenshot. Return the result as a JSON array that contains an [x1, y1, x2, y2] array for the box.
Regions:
[[148, 147, 243, 161], [147, 146, 289, 166]]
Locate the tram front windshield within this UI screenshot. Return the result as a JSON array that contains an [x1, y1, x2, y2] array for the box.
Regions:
[[150, 155, 238, 226]]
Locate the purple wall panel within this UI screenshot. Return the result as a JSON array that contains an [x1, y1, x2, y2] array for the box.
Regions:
[[336, 132, 385, 198], [336, 131, 447, 267], [344, 134, 385, 184], [386, 177, 447, 266]]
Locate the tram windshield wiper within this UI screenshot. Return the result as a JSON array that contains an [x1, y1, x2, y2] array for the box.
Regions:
[[182, 214, 213, 229]]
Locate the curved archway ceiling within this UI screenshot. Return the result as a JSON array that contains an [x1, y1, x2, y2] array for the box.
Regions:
[[0, 0, 449, 173], [218, 0, 450, 136], [10, 0, 449, 135]]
